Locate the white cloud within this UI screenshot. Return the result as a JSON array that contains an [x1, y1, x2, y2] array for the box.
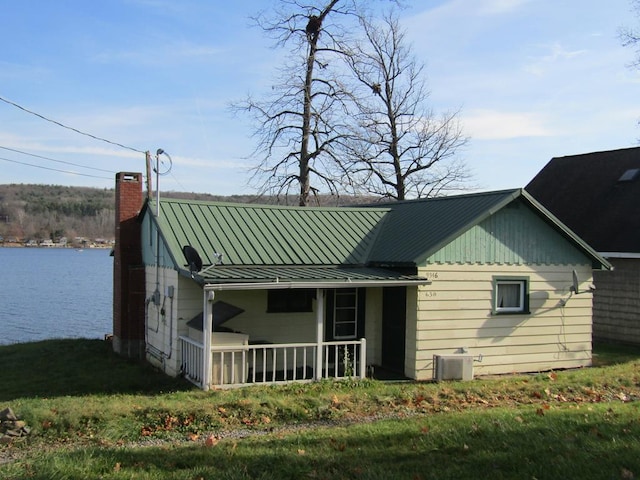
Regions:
[[92, 41, 224, 67], [463, 110, 553, 140], [523, 42, 587, 76], [477, 0, 532, 15]]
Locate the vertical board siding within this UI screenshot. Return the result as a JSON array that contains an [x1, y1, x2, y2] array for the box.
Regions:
[[426, 203, 591, 266], [413, 264, 594, 379]]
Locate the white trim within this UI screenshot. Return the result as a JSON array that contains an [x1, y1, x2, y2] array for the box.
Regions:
[[598, 252, 640, 259], [495, 280, 526, 313], [315, 289, 324, 381], [202, 291, 214, 391]]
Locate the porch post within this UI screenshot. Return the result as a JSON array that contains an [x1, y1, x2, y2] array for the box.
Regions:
[[202, 290, 214, 391], [315, 288, 325, 380]]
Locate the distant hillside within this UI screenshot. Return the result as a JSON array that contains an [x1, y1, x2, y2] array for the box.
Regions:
[[0, 184, 115, 244], [0, 184, 379, 244]]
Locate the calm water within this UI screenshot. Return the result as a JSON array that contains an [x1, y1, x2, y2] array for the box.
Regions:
[[0, 247, 113, 345]]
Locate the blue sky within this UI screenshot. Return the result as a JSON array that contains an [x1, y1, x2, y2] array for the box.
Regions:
[[1, 0, 638, 196]]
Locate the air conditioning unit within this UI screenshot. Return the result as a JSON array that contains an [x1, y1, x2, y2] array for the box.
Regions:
[[433, 354, 474, 381]]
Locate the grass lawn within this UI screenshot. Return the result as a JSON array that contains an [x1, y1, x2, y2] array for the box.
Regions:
[[1, 339, 639, 479]]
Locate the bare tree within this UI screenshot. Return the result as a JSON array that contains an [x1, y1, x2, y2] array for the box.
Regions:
[[620, 0, 640, 67], [341, 13, 470, 200], [235, 0, 360, 206]]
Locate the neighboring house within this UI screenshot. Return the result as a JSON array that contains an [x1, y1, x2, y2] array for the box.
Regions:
[[526, 146, 640, 346], [113, 172, 609, 389]]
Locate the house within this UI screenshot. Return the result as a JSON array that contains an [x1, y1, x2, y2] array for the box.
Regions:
[[526, 146, 640, 346], [112, 172, 610, 389]]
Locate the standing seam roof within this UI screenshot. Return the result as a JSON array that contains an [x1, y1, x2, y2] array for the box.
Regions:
[[156, 199, 389, 268]]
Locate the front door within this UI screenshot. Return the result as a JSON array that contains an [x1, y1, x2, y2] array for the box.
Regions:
[[381, 286, 407, 373]]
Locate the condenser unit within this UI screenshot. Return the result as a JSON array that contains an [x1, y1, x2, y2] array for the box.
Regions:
[[433, 354, 474, 381]]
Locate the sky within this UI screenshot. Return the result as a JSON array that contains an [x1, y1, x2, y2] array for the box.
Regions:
[[1, 0, 639, 196]]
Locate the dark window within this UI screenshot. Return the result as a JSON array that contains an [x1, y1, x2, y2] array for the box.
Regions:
[[267, 289, 314, 313]]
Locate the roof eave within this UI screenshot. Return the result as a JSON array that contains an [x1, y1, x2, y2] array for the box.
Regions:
[[203, 278, 431, 291]]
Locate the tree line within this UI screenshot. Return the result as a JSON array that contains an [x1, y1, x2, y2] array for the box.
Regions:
[[0, 183, 379, 244], [0, 184, 115, 243]]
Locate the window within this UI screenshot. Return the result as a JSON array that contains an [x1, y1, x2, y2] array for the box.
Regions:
[[333, 288, 358, 339], [493, 277, 529, 314], [267, 289, 314, 313]]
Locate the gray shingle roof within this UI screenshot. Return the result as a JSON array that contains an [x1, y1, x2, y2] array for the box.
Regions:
[[526, 146, 640, 253]]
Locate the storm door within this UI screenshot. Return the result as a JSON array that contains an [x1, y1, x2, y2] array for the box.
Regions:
[[324, 288, 366, 341]]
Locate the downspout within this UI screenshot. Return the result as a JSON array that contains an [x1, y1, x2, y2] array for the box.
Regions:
[[315, 288, 325, 380]]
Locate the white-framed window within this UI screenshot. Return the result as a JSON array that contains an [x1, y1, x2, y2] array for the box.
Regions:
[[493, 277, 529, 314], [333, 288, 358, 339]]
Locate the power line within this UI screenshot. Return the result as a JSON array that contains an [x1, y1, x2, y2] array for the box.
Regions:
[[0, 145, 115, 174], [0, 156, 112, 180], [0, 94, 146, 154]]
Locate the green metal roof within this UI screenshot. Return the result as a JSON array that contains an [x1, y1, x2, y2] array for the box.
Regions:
[[153, 198, 389, 268], [197, 265, 429, 288], [144, 188, 609, 285], [368, 189, 610, 269], [368, 189, 522, 265]]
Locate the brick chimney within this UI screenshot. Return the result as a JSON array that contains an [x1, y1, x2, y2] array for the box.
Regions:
[[113, 172, 146, 358]]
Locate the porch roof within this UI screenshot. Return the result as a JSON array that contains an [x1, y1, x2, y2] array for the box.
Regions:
[[194, 265, 431, 290]]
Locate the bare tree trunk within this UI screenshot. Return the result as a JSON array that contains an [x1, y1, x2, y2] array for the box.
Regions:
[[299, 0, 340, 206]]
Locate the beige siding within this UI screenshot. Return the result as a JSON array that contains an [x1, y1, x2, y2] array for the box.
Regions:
[[217, 290, 317, 344], [144, 266, 186, 376], [412, 263, 594, 380], [404, 286, 419, 379]]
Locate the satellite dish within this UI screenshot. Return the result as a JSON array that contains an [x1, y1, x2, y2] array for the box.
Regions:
[[182, 245, 203, 276], [571, 270, 579, 294]]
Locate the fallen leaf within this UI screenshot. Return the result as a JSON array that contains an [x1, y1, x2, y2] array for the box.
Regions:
[[114, 463, 121, 472], [205, 434, 219, 447], [617, 392, 630, 402], [187, 432, 199, 442], [548, 372, 557, 381], [298, 449, 306, 455], [262, 415, 271, 424], [420, 426, 430, 434], [620, 467, 634, 479]]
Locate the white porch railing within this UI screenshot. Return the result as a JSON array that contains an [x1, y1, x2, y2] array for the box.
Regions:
[[179, 337, 367, 389]]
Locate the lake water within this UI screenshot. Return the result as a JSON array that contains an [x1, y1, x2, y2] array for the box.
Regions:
[[0, 247, 113, 345]]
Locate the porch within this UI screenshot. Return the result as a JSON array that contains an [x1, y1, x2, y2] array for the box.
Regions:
[[179, 336, 367, 388]]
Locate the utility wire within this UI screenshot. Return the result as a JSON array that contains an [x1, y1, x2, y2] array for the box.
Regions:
[[0, 95, 146, 154], [0, 156, 112, 180], [0, 145, 116, 174]]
